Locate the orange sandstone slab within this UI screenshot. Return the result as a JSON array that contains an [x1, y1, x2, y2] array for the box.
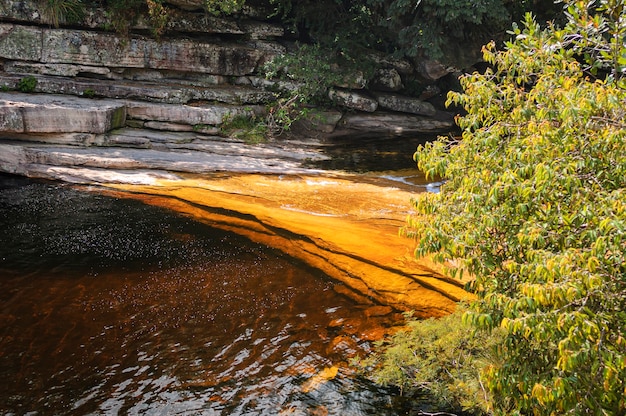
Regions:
[[103, 172, 473, 317]]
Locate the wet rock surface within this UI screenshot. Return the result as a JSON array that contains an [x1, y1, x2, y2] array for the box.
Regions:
[[101, 173, 473, 315]]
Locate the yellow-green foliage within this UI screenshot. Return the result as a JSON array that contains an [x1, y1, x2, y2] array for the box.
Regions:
[[205, 0, 245, 16], [359, 308, 502, 415], [405, 1, 626, 414], [220, 113, 268, 144]]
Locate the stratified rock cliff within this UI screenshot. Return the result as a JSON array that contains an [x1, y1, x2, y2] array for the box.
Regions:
[[0, 0, 458, 142]]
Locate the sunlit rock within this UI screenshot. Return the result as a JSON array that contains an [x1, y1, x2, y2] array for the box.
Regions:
[[0, 93, 126, 133], [328, 88, 378, 113]]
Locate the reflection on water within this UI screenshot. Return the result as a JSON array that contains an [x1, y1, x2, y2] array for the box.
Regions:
[[0, 174, 418, 415], [308, 135, 438, 172]]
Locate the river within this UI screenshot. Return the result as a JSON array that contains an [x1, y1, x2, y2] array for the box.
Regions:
[[0, 172, 451, 415]]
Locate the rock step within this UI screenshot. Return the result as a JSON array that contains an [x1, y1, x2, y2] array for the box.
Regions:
[[0, 92, 126, 134], [0, 91, 456, 140], [0, 73, 455, 131], [0, 92, 266, 134], [0, 72, 275, 105], [0, 24, 279, 76], [0, 131, 329, 183], [0, 126, 327, 159]]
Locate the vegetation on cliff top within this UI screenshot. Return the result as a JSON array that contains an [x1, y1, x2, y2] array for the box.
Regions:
[[37, 0, 559, 138], [364, 0, 626, 414], [267, 0, 563, 63], [41, 0, 558, 64]]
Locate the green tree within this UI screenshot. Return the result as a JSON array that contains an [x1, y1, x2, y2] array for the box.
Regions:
[[365, 0, 512, 60], [268, 0, 387, 57], [267, 0, 548, 67], [404, 1, 626, 414]]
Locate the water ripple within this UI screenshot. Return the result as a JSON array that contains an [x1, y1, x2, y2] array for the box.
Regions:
[[0, 174, 413, 415]]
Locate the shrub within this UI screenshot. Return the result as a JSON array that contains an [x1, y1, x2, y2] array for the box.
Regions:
[[263, 43, 373, 105], [40, 0, 85, 28], [146, 0, 170, 38], [262, 43, 377, 132], [357, 307, 502, 415], [220, 113, 268, 144], [17, 76, 38, 93], [205, 0, 245, 16], [103, 0, 146, 36], [404, 1, 626, 414]]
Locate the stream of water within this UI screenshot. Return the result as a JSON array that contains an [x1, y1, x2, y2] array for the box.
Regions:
[[0, 173, 438, 415]]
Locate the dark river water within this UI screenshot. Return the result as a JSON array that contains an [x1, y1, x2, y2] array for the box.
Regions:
[[0, 173, 426, 415]]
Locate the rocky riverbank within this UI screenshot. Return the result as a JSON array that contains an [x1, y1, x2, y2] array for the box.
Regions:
[[0, 91, 470, 313], [0, 91, 454, 182], [0, 0, 463, 181], [0, 0, 471, 313]]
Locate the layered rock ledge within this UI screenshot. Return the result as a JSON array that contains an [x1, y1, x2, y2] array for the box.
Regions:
[[0, 0, 458, 139], [0, 91, 453, 179]]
